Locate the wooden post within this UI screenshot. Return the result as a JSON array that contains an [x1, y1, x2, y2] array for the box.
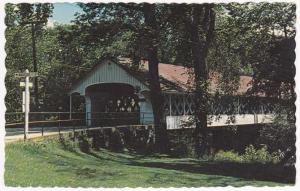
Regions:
[[24, 70, 30, 139], [15, 69, 38, 140]]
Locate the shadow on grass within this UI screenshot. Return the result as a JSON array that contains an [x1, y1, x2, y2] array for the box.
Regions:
[[81, 148, 295, 184], [44, 138, 295, 185], [129, 160, 295, 184]]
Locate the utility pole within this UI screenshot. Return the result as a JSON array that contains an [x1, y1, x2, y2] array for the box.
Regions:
[[20, 20, 45, 110], [31, 23, 38, 110], [15, 69, 38, 139]]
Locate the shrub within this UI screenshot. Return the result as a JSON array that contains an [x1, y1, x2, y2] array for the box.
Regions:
[[243, 145, 268, 163], [258, 102, 295, 165], [78, 133, 92, 153], [212, 145, 284, 164], [242, 145, 284, 164], [213, 150, 242, 162], [59, 134, 76, 152]]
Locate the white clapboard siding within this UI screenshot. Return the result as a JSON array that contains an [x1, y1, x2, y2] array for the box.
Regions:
[[70, 60, 149, 95], [166, 114, 274, 129]]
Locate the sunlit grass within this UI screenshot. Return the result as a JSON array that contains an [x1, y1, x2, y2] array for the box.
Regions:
[[5, 138, 292, 187]]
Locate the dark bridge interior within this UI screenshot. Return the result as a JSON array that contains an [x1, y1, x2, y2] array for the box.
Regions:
[[86, 83, 140, 126]]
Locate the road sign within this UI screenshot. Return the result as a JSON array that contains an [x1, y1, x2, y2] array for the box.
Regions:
[[28, 72, 38, 77], [20, 82, 33, 87], [14, 73, 24, 78], [15, 71, 38, 78]]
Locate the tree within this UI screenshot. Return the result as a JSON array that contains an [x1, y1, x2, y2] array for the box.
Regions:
[[223, 3, 295, 97], [214, 3, 296, 163], [5, 4, 38, 112], [13, 3, 53, 110], [141, 3, 168, 152], [5, 4, 76, 112], [188, 4, 215, 157], [165, 4, 216, 157]]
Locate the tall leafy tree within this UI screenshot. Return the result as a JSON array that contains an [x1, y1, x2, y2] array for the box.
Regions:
[[210, 3, 296, 163], [187, 4, 215, 157], [166, 4, 216, 157], [13, 3, 53, 110], [141, 4, 168, 152]]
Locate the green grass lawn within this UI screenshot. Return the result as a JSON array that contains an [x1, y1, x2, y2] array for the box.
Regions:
[[5, 138, 293, 187]]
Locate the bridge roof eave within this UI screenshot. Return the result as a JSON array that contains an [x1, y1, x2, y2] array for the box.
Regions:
[[68, 59, 150, 96]]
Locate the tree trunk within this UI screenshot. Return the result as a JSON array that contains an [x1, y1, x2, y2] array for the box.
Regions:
[[188, 4, 215, 157], [143, 4, 168, 153]]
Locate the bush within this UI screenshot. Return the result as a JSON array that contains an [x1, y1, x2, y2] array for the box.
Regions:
[[213, 150, 242, 162], [212, 145, 284, 164], [78, 133, 92, 153], [242, 145, 284, 164], [59, 134, 76, 152], [258, 102, 296, 165]]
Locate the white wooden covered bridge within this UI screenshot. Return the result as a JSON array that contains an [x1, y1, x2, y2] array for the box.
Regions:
[[68, 57, 274, 129]]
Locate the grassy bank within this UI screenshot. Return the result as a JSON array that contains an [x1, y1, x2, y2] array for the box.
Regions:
[[5, 137, 292, 187]]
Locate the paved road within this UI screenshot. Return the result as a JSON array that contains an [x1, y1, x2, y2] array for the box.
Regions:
[[4, 125, 135, 143], [5, 126, 89, 143], [4, 125, 152, 143], [5, 126, 85, 137]]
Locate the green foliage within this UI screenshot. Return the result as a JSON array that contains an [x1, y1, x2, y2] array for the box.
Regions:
[[213, 150, 242, 162], [59, 134, 76, 152], [5, 3, 296, 113], [78, 133, 92, 153], [212, 145, 284, 164], [4, 3, 296, 159], [258, 102, 296, 165], [220, 3, 296, 97], [242, 145, 283, 164]]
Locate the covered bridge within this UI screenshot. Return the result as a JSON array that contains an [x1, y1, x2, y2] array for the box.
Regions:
[[68, 57, 274, 129]]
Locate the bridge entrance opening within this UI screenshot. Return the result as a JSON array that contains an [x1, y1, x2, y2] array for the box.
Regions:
[[85, 83, 140, 126]]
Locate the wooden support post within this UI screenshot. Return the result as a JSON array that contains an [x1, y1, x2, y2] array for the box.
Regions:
[[15, 69, 38, 140], [24, 70, 30, 139]]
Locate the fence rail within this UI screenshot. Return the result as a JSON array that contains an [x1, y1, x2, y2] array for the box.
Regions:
[[5, 111, 154, 140], [5, 111, 154, 128], [5, 112, 86, 128], [5, 119, 85, 127]]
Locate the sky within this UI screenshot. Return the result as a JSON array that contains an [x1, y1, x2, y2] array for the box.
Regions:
[[50, 3, 83, 24]]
